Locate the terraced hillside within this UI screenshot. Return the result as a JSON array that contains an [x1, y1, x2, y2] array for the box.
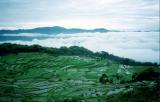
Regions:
[[0, 53, 160, 102]]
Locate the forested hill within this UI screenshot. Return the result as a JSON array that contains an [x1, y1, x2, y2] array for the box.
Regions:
[[0, 43, 158, 66], [0, 26, 109, 34]]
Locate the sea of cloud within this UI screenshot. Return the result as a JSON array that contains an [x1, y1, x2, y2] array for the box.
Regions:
[[0, 32, 159, 63]]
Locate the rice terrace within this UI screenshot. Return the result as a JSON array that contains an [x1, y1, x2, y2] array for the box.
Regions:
[[0, 44, 159, 102]]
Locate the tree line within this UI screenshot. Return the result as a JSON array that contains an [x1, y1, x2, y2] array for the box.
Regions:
[[0, 43, 158, 66]]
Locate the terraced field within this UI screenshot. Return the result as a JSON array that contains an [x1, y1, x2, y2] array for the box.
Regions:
[[0, 53, 159, 102]]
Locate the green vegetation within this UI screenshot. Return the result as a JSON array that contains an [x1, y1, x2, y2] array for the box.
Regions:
[[0, 43, 160, 102], [0, 43, 158, 66]]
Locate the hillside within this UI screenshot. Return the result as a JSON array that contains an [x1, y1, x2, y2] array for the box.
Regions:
[[0, 43, 157, 66], [0, 44, 160, 102]]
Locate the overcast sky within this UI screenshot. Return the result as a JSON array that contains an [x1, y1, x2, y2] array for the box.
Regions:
[[0, 0, 159, 30]]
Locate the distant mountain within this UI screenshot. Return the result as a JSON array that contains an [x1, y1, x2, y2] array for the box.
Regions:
[[0, 26, 109, 34]]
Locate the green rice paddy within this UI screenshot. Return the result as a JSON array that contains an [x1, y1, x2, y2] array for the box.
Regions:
[[0, 53, 159, 102]]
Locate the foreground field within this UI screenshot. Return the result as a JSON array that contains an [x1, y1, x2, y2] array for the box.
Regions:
[[0, 53, 160, 102]]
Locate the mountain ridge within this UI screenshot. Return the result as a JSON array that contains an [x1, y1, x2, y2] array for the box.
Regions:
[[0, 26, 110, 34]]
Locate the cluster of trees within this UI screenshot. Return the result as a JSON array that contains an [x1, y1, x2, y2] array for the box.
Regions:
[[106, 85, 160, 102], [132, 68, 160, 95], [0, 43, 93, 56], [132, 68, 160, 82], [99, 74, 114, 84], [0, 43, 158, 66]]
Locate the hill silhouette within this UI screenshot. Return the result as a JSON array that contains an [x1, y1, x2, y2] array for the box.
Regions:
[[0, 26, 109, 34]]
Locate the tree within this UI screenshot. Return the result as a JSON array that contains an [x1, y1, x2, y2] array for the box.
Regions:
[[99, 74, 109, 84]]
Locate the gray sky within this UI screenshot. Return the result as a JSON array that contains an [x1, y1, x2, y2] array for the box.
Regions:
[[0, 0, 159, 30]]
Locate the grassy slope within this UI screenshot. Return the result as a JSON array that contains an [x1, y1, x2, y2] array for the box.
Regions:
[[0, 52, 159, 102]]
